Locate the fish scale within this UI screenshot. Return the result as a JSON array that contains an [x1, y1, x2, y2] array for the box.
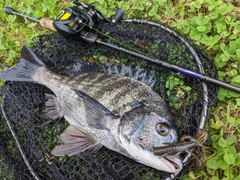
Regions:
[[43, 70, 162, 113]]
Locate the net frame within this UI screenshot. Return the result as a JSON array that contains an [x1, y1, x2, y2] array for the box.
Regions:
[[0, 19, 218, 180]]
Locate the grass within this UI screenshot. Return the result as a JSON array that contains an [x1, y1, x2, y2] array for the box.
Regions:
[[0, 0, 240, 179]]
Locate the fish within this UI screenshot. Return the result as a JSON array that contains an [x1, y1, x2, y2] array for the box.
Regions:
[[0, 46, 182, 173]]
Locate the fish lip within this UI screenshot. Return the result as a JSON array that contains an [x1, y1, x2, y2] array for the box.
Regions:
[[164, 155, 183, 172]]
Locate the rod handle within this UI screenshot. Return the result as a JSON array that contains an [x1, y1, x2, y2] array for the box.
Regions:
[[4, 6, 40, 23], [39, 18, 56, 31]]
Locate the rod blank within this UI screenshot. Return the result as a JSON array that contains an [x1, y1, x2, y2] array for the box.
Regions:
[[98, 39, 240, 94]]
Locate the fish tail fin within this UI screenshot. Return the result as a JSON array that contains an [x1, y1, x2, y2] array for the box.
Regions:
[[0, 45, 45, 82]]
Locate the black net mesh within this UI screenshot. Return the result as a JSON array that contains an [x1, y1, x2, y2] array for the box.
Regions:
[[0, 20, 218, 179]]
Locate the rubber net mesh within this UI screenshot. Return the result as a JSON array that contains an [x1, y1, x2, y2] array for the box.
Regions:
[[0, 20, 218, 179]]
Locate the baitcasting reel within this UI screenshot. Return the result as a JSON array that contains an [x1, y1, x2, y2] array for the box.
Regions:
[[4, 0, 124, 38], [53, 1, 123, 38]]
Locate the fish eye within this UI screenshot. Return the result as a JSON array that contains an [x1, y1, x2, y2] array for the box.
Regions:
[[156, 123, 169, 136]]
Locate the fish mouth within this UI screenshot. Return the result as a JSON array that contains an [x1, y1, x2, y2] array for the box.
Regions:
[[163, 155, 183, 173]]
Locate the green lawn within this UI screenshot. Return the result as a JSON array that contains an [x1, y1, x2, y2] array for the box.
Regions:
[[0, 0, 239, 179]]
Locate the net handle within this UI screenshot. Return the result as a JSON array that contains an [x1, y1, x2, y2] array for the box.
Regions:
[[1, 94, 41, 180]]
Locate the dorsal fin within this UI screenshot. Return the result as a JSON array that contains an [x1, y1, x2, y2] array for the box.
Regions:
[[68, 62, 156, 88], [21, 45, 45, 66]]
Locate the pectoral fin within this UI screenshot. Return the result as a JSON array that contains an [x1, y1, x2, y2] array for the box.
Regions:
[[73, 89, 120, 129], [51, 125, 102, 157], [43, 93, 62, 120]]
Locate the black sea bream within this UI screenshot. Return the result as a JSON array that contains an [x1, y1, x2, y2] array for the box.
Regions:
[[0, 46, 182, 173]]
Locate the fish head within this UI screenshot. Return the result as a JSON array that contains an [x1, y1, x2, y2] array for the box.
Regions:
[[119, 102, 183, 173]]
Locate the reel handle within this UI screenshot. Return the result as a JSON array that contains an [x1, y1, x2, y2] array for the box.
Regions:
[[112, 9, 124, 23]]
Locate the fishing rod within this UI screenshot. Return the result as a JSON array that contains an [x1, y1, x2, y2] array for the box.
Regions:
[[4, 1, 240, 94]]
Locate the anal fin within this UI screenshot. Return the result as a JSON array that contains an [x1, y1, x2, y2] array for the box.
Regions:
[[51, 125, 102, 157], [43, 93, 61, 120]]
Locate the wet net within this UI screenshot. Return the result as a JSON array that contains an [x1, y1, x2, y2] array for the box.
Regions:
[[0, 19, 218, 179]]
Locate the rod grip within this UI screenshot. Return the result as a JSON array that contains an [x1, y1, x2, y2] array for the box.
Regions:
[[40, 18, 56, 31]]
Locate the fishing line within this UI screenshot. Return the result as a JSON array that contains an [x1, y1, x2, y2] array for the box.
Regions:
[[78, 20, 152, 59]]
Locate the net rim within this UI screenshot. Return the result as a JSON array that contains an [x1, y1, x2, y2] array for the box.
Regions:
[[0, 19, 216, 180]]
